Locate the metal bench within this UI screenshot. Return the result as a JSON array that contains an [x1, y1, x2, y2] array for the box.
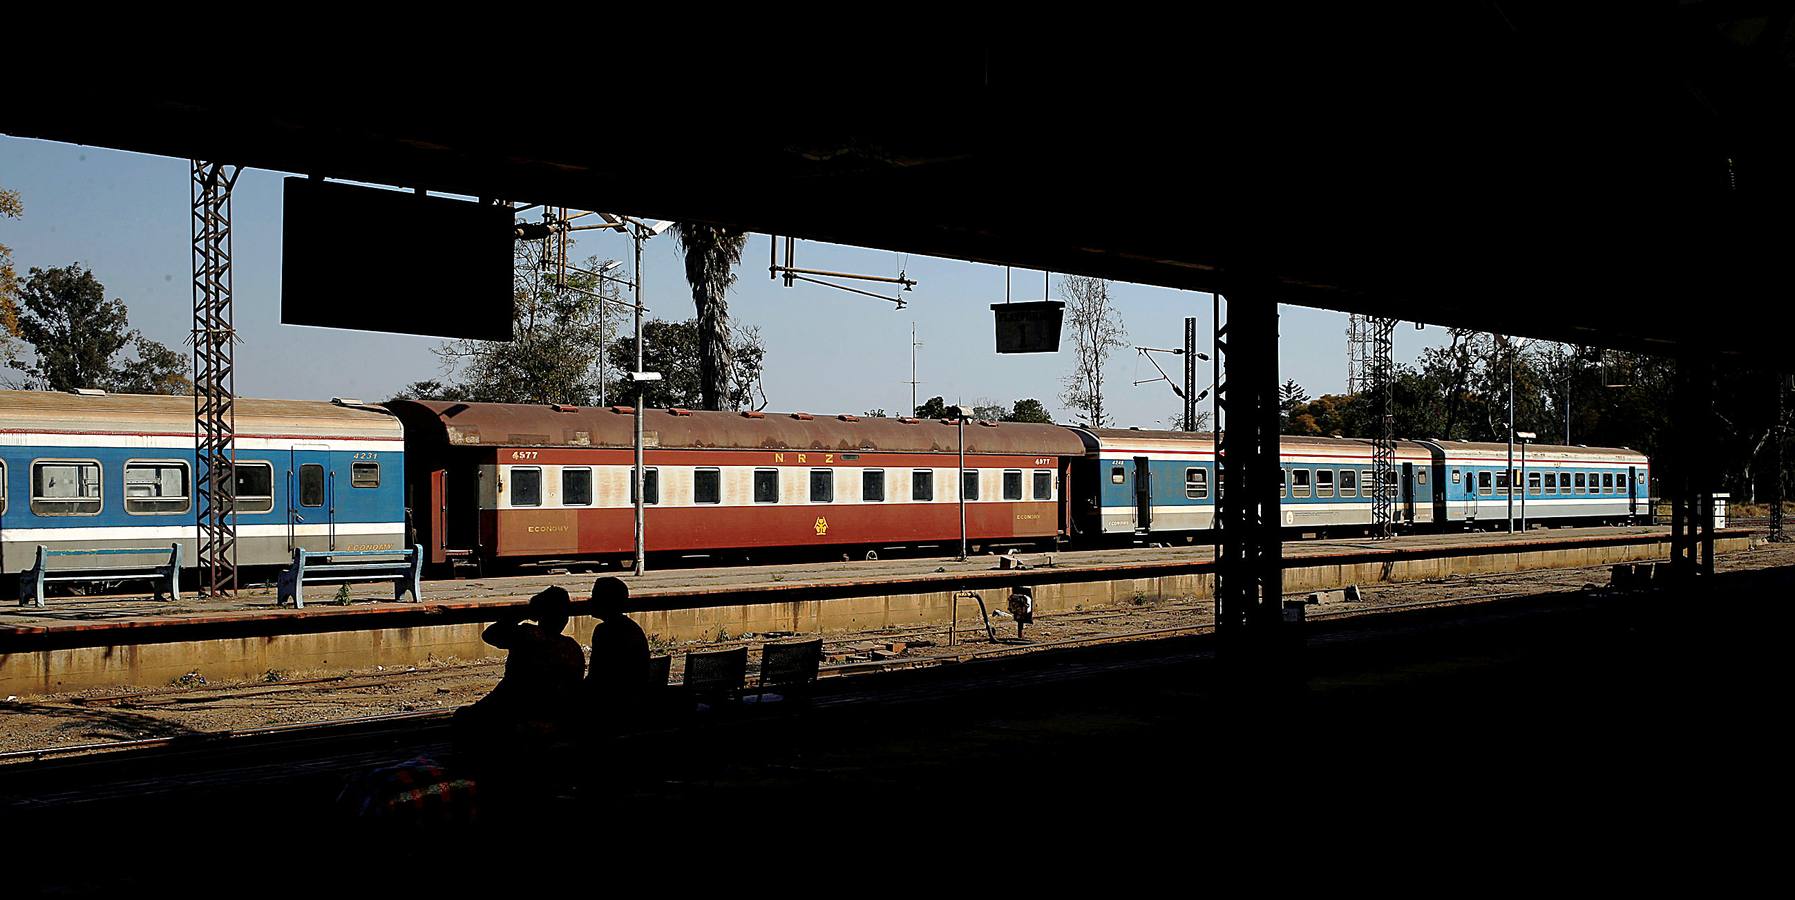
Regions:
[[17, 544, 182, 609], [754, 637, 822, 702], [680, 645, 747, 708], [277, 545, 423, 609]]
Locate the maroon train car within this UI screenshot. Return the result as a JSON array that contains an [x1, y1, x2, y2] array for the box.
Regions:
[[385, 401, 1086, 571]]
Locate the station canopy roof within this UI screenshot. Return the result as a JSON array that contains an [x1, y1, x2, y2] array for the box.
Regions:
[[10, 6, 1791, 364]]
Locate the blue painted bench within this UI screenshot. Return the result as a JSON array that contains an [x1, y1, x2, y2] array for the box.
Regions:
[[277, 545, 423, 609], [17, 544, 182, 609]]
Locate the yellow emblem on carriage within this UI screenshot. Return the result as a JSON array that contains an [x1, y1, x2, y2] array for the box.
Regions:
[[814, 516, 829, 536]]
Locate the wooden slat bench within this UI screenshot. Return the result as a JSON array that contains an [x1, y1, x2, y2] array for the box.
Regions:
[[17, 544, 182, 609], [754, 637, 823, 702], [276, 545, 423, 609]]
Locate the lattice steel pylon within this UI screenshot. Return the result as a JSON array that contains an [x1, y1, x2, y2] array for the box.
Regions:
[[1346, 314, 1372, 395], [1368, 316, 1398, 539], [192, 161, 242, 597]]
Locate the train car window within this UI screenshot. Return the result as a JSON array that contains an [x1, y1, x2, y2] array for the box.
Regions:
[[232, 462, 275, 513], [1415, 469, 1427, 485], [694, 469, 722, 504], [629, 468, 659, 505], [1544, 472, 1557, 494], [1280, 469, 1289, 499], [32, 459, 102, 516], [912, 470, 934, 502], [0, 460, 7, 514], [1529, 472, 1542, 494], [1110, 463, 1125, 485], [1033, 470, 1053, 501], [351, 462, 380, 488], [1558, 472, 1571, 492], [509, 467, 542, 507], [1451, 470, 1461, 484], [1185, 468, 1208, 500], [1602, 473, 1614, 493], [1292, 469, 1311, 499], [863, 469, 885, 502], [1495, 470, 1510, 492], [1316, 470, 1335, 498], [1339, 469, 1357, 497], [299, 464, 326, 507], [562, 468, 593, 506], [810, 469, 834, 503], [754, 469, 779, 504], [962, 470, 980, 501], [1574, 472, 1586, 494], [1477, 471, 1493, 496], [124, 461, 190, 515], [1003, 470, 1023, 501]]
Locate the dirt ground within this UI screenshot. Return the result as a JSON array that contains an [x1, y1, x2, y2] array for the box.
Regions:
[[5, 537, 1791, 757]]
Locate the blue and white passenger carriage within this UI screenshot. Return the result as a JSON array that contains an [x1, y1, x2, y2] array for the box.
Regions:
[[0, 390, 407, 578]]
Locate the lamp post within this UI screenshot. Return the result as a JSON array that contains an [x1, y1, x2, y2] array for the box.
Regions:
[[949, 404, 973, 561], [1517, 431, 1536, 531]]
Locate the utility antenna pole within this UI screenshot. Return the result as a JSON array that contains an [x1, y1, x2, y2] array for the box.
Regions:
[[907, 323, 923, 416], [192, 161, 242, 598]]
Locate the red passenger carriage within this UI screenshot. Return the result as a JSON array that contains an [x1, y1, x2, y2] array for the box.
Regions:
[[385, 401, 1085, 572]]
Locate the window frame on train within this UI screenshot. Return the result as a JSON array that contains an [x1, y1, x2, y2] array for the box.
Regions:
[[231, 461, 276, 514], [962, 469, 980, 502], [1185, 467, 1208, 500], [31, 458, 104, 516], [1477, 471, 1493, 496], [1415, 468, 1428, 485], [863, 469, 885, 502], [629, 467, 660, 505], [509, 466, 542, 507], [1033, 470, 1053, 501], [1110, 463, 1125, 485], [1280, 468, 1289, 499], [1602, 472, 1614, 493], [913, 469, 934, 502], [1316, 469, 1335, 499], [562, 466, 593, 507], [123, 458, 191, 516], [810, 468, 834, 503], [1496, 469, 1510, 493], [1574, 472, 1587, 495], [694, 468, 722, 505], [1003, 469, 1024, 501], [1529, 471, 1542, 494], [351, 461, 380, 488], [754, 468, 780, 504], [1291, 468, 1312, 499], [1339, 468, 1357, 498], [0, 459, 6, 514]]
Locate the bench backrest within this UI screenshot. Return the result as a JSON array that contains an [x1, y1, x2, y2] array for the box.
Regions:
[[682, 646, 747, 694], [35, 544, 180, 571], [759, 638, 823, 688], [647, 655, 672, 689]]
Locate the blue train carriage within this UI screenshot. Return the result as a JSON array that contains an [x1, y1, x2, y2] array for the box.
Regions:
[[1420, 440, 1648, 527], [0, 390, 407, 579], [1069, 428, 1218, 539], [1070, 429, 1442, 539], [1276, 435, 1439, 531]]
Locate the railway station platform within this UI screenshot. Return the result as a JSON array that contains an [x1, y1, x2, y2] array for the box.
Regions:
[[0, 525, 1758, 696]]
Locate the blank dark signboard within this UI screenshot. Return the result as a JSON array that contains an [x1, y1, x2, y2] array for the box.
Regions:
[[282, 178, 514, 341], [991, 300, 1065, 353]]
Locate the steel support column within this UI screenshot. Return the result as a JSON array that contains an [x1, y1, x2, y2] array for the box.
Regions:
[[1214, 294, 1282, 643], [1183, 316, 1198, 432], [1670, 355, 1717, 580], [1369, 317, 1397, 539], [1771, 372, 1788, 543], [191, 161, 241, 598]]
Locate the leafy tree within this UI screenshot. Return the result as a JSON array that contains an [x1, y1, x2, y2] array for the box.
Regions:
[[436, 248, 621, 405], [1279, 379, 1309, 413], [914, 396, 950, 419], [1004, 398, 1055, 424], [600, 318, 767, 410], [9, 264, 189, 394], [390, 379, 467, 402], [972, 400, 1008, 421], [1059, 274, 1127, 426], [1, 186, 22, 376], [670, 223, 749, 411]]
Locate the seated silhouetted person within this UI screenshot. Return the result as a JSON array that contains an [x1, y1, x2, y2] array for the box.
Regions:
[[454, 586, 585, 763], [585, 576, 651, 731]]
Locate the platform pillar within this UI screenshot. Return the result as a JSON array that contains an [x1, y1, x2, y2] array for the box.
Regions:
[[1670, 354, 1717, 580], [1215, 293, 1283, 645]]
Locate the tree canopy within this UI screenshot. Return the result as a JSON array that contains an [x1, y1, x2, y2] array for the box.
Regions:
[[8, 263, 189, 394]]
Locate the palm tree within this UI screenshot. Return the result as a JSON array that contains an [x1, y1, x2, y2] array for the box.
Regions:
[[670, 223, 749, 410]]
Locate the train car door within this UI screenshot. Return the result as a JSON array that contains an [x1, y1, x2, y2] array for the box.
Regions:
[[1464, 469, 1478, 522], [1628, 465, 1638, 521], [428, 469, 449, 564], [288, 446, 336, 552], [1401, 462, 1417, 523], [1432, 461, 1449, 526], [1133, 456, 1152, 533]]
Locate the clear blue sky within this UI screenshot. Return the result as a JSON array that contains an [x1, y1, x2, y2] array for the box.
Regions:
[[2, 136, 1450, 425]]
